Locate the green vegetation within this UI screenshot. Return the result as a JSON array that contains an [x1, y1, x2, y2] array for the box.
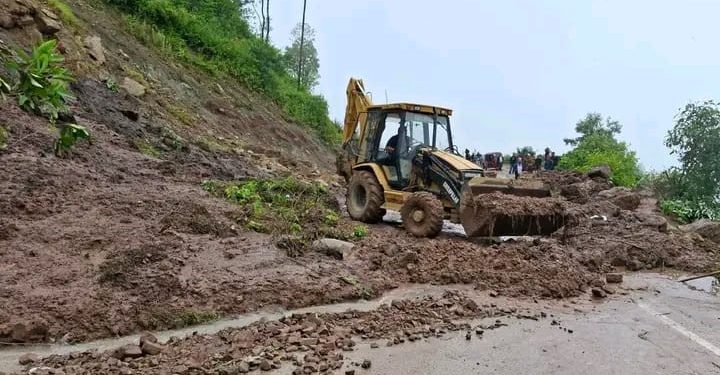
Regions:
[[202, 177, 361, 247], [134, 138, 161, 157], [284, 23, 320, 90], [650, 100, 720, 222], [352, 225, 368, 239], [0, 76, 10, 99], [48, 0, 80, 27], [106, 0, 341, 145], [0, 125, 8, 150], [558, 113, 641, 187], [4, 40, 74, 123], [105, 77, 119, 92], [54, 123, 90, 156]]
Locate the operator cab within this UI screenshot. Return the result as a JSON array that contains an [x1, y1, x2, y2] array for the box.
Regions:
[[365, 104, 455, 189]]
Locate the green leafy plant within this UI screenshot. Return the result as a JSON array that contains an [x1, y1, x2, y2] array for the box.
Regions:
[[54, 123, 90, 155], [352, 225, 368, 239], [105, 77, 119, 92], [660, 199, 720, 224], [323, 211, 340, 227], [0, 76, 10, 99], [5, 40, 74, 122]]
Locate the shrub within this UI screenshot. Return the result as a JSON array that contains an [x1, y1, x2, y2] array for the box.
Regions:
[[54, 123, 90, 156], [352, 225, 368, 239], [557, 133, 641, 187], [660, 199, 720, 224], [4, 40, 74, 122]]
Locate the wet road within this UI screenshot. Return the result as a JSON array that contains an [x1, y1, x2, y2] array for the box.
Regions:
[[4, 274, 719, 374]]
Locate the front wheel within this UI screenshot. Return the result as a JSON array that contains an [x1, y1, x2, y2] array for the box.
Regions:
[[347, 170, 385, 223], [400, 192, 444, 237]]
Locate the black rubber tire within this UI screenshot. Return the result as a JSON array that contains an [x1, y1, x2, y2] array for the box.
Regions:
[[347, 170, 385, 223], [400, 192, 444, 238]]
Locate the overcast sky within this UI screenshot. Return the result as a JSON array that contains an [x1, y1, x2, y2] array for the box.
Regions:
[[268, 0, 720, 170]]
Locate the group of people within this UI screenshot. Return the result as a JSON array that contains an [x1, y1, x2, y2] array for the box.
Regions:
[[464, 147, 560, 179]]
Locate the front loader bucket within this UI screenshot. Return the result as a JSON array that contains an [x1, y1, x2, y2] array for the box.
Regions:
[[459, 177, 566, 237]]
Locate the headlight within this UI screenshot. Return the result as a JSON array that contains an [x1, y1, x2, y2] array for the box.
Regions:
[[462, 171, 483, 180]]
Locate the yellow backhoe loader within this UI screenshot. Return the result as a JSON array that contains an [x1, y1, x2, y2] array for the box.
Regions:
[[336, 78, 560, 237]]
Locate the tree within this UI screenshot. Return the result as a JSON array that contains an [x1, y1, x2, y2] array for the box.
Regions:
[[564, 112, 622, 146], [558, 114, 641, 187], [283, 23, 319, 90], [665, 100, 720, 202], [516, 146, 535, 157], [252, 0, 270, 42]]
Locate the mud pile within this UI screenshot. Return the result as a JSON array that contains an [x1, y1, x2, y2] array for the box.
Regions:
[[460, 192, 567, 236], [26, 291, 533, 374]]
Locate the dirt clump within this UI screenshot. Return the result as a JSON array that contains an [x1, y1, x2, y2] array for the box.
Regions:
[[30, 291, 541, 374], [461, 192, 567, 236]]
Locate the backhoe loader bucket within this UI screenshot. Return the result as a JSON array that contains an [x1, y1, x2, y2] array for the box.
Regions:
[[459, 177, 566, 237]]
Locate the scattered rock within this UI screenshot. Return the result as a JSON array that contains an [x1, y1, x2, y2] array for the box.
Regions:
[[345, 370, 355, 375], [591, 288, 607, 299], [311, 238, 355, 260], [369, 343, 378, 349], [140, 340, 166, 355], [361, 359, 371, 369], [587, 165, 611, 179], [606, 273, 623, 284], [115, 344, 143, 359], [139, 332, 158, 345], [17, 15, 35, 26], [119, 77, 146, 97], [83, 36, 106, 65], [18, 352, 39, 365], [259, 359, 271, 371], [35, 8, 61, 35], [238, 361, 250, 373]]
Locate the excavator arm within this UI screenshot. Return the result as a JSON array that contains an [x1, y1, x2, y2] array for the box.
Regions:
[[342, 78, 373, 146]]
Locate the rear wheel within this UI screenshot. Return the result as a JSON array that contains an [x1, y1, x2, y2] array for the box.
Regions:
[[401, 192, 444, 237], [347, 170, 385, 223]]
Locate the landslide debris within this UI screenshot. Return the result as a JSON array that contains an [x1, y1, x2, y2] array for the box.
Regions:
[[28, 291, 541, 374]]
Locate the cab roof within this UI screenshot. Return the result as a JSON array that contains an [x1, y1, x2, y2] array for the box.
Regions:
[[367, 102, 453, 116]]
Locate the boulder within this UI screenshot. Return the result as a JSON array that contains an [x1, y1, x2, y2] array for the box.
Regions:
[[120, 77, 145, 97], [114, 344, 143, 359], [587, 165, 611, 179], [606, 273, 623, 284], [35, 8, 61, 35], [597, 187, 640, 211], [18, 352, 39, 365], [311, 238, 354, 260], [680, 219, 720, 244], [83, 36, 106, 65], [140, 340, 166, 355]]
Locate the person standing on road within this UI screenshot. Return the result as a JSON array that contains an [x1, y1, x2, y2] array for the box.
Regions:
[[535, 154, 543, 171], [515, 155, 523, 179], [509, 153, 517, 175], [465, 149, 471, 161]]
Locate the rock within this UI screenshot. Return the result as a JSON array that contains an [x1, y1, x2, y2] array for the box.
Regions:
[[591, 288, 607, 299], [139, 332, 158, 345], [345, 371, 355, 375], [311, 238, 355, 260], [633, 212, 668, 232], [238, 361, 250, 373], [361, 359, 371, 369], [9, 320, 49, 342], [679, 219, 720, 243], [370, 343, 378, 349], [587, 165, 611, 179], [18, 352, 39, 365], [17, 15, 35, 26], [120, 77, 146, 97], [0, 15, 15, 29], [606, 273, 623, 284], [259, 359, 271, 371], [83, 36, 106, 65], [597, 187, 640, 211], [140, 340, 165, 355], [115, 344, 143, 359], [35, 9, 61, 35]]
